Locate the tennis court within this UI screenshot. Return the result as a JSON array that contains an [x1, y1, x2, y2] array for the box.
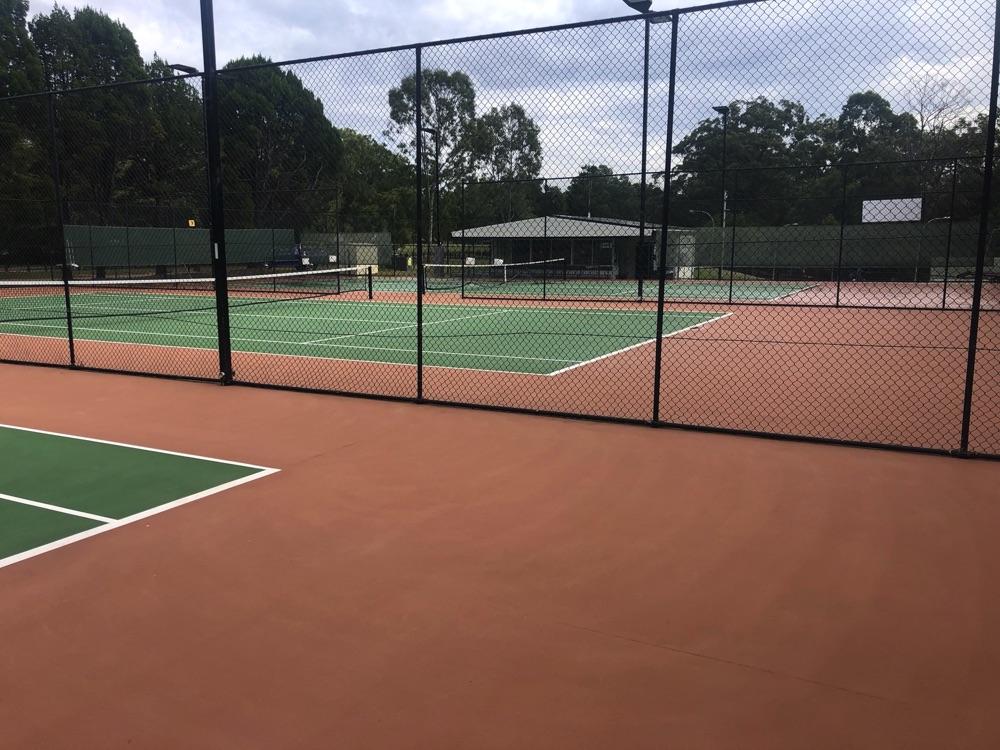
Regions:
[[0, 272, 729, 376], [0, 424, 277, 567]]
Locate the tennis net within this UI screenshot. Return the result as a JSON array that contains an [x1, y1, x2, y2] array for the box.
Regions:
[[423, 258, 566, 294], [0, 265, 374, 325]]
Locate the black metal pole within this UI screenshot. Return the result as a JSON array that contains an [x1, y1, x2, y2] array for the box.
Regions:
[[652, 14, 678, 425], [717, 107, 728, 280], [835, 163, 848, 307], [201, 0, 233, 384], [728, 172, 738, 303], [941, 158, 959, 309], [415, 50, 425, 400], [460, 180, 466, 290], [959, 0, 1000, 454], [48, 93, 75, 367], [637, 17, 650, 298], [434, 128, 441, 248]]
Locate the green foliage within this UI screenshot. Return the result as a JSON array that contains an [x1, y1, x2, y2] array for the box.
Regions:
[[334, 129, 416, 242], [566, 165, 640, 220], [387, 68, 478, 188], [671, 92, 992, 227], [30, 5, 145, 89], [218, 56, 342, 230], [0, 0, 43, 96], [465, 103, 544, 223], [0, 0, 49, 262], [25, 6, 152, 224]]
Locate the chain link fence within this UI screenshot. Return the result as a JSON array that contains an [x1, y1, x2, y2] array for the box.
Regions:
[[1, 0, 997, 456]]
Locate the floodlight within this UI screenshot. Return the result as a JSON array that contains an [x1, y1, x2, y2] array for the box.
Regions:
[[622, 0, 653, 12]]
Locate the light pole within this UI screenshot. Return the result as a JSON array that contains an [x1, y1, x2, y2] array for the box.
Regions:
[[689, 209, 714, 226], [712, 105, 729, 229], [712, 105, 730, 281], [622, 0, 670, 286], [420, 127, 441, 264]]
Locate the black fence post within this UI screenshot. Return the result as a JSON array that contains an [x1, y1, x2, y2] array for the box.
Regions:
[[959, 0, 1000, 455], [652, 13, 678, 426], [637, 17, 651, 298], [415, 48, 425, 401], [835, 163, 848, 307], [47, 93, 75, 367], [727, 172, 738, 303], [941, 158, 959, 310], [201, 0, 233, 384]]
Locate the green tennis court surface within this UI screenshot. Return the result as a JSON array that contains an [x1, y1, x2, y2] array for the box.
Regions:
[[1, 293, 728, 375], [0, 425, 276, 566]]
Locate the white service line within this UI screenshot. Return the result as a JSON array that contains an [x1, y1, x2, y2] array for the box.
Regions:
[[302, 308, 511, 345], [0, 492, 114, 523], [0, 469, 280, 570], [547, 313, 733, 376], [0, 424, 275, 469]]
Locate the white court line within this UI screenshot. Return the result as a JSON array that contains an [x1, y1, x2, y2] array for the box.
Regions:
[[0, 307, 731, 374], [547, 313, 733, 376], [767, 283, 820, 302], [0, 492, 114, 523], [0, 469, 280, 570], [302, 308, 511, 345], [0, 328, 562, 373], [0, 424, 274, 469]]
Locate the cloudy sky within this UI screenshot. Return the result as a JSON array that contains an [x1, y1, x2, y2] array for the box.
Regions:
[[23, 0, 994, 180], [27, 0, 667, 66]]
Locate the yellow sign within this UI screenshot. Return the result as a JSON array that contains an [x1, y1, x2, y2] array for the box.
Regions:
[[188, 219, 196, 227]]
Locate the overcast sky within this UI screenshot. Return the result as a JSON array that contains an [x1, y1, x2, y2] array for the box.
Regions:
[[27, 0, 670, 66], [23, 0, 994, 180]]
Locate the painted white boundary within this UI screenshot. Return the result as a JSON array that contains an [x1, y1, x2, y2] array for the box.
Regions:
[[0, 426, 279, 569], [0, 423, 273, 469], [548, 313, 733, 376], [0, 301, 733, 377], [0, 492, 114, 523]]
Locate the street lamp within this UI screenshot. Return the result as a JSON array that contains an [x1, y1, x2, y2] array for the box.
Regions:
[[168, 64, 200, 76], [420, 127, 441, 261], [622, 0, 653, 11], [689, 210, 714, 226], [712, 105, 729, 229]]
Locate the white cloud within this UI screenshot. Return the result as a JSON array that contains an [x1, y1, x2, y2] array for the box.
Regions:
[[21, 0, 995, 179], [25, 0, 649, 66]]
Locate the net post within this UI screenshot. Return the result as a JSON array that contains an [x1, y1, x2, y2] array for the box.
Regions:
[[542, 254, 548, 300], [461, 258, 466, 299], [367, 265, 373, 299]]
